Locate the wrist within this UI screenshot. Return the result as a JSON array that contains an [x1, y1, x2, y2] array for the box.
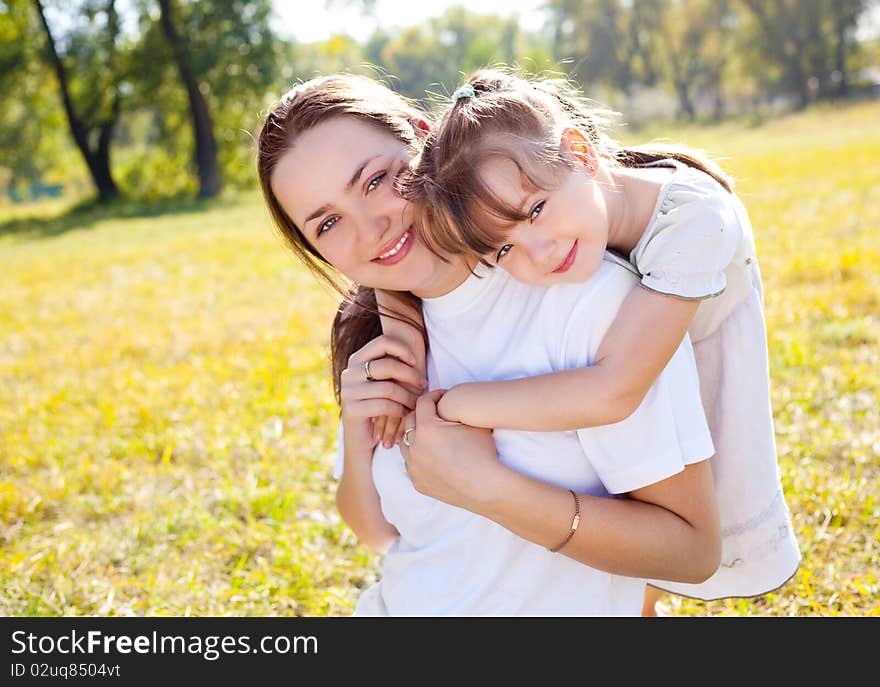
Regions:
[[466, 461, 518, 518]]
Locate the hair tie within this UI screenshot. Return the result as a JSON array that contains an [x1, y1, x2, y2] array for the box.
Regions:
[[452, 84, 476, 102]]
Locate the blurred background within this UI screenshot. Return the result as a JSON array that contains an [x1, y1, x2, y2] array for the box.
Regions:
[[2, 0, 879, 202], [1, 1, 878, 617]]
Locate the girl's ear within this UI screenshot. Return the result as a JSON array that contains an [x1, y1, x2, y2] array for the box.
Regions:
[[560, 127, 598, 175], [411, 117, 431, 138]]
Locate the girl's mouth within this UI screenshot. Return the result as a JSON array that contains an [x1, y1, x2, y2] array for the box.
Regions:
[[372, 227, 414, 265], [551, 240, 578, 274]]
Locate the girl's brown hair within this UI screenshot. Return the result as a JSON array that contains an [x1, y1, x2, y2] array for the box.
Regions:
[[402, 68, 733, 259], [256, 74, 429, 402]]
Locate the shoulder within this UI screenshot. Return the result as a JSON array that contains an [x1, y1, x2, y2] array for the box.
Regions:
[[652, 165, 741, 244], [632, 165, 745, 299], [545, 255, 639, 368]]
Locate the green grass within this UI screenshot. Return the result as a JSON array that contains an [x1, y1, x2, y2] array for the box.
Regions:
[[2, 100, 878, 616]]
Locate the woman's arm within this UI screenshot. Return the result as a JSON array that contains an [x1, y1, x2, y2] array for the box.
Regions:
[[436, 288, 699, 430], [334, 335, 423, 553], [402, 391, 721, 582]]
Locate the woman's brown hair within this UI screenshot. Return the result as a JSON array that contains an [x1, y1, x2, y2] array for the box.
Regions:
[[401, 68, 733, 259], [256, 74, 430, 402]]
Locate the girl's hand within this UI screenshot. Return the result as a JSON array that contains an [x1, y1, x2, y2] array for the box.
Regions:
[[435, 383, 481, 424], [399, 390, 506, 512], [340, 335, 424, 457], [374, 289, 428, 449]]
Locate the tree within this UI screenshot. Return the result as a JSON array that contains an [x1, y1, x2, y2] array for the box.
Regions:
[[0, 0, 71, 195], [659, 0, 734, 120], [157, 0, 219, 198], [740, 0, 869, 108], [129, 0, 280, 195], [32, 0, 124, 201]]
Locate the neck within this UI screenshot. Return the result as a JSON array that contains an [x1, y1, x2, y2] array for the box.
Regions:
[[606, 167, 669, 254], [411, 254, 477, 299]]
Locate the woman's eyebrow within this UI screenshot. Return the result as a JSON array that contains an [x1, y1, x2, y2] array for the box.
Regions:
[[346, 155, 380, 191], [303, 155, 381, 227]]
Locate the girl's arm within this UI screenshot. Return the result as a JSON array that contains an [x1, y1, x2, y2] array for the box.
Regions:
[[436, 288, 699, 430], [334, 335, 423, 553], [373, 289, 428, 447], [403, 391, 721, 582]]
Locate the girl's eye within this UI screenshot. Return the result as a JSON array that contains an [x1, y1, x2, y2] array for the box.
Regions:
[[496, 244, 513, 261], [367, 171, 387, 193], [317, 216, 339, 236], [530, 201, 545, 222]]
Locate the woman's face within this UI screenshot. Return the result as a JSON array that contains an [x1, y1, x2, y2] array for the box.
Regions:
[[271, 116, 447, 294]]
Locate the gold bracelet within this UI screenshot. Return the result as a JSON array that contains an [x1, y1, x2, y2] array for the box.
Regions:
[[549, 489, 581, 553]]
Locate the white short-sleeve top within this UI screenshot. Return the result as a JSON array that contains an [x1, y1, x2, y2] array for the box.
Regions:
[[629, 159, 759, 343], [626, 160, 800, 599]]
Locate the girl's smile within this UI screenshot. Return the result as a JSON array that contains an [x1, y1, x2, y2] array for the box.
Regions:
[[551, 240, 578, 274]]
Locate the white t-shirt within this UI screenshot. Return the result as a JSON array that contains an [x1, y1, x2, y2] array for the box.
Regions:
[[336, 256, 714, 616]]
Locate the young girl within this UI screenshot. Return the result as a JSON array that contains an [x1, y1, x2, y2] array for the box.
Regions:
[[382, 68, 800, 610]]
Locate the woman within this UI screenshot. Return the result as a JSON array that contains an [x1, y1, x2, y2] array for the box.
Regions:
[[257, 74, 720, 615]]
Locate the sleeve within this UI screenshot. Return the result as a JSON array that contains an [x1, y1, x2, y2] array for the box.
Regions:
[[575, 336, 715, 494], [631, 175, 742, 301], [332, 420, 345, 480], [557, 263, 714, 494]]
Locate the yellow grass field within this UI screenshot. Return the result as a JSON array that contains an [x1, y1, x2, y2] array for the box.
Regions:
[[1, 100, 878, 616]]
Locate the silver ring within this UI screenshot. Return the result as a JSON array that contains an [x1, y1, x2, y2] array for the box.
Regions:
[[402, 427, 415, 447], [364, 359, 375, 381]]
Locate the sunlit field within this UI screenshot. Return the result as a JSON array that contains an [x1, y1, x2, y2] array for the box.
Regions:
[[1, 100, 878, 616]]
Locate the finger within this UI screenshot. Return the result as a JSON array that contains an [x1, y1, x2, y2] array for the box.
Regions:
[[362, 356, 426, 394], [348, 335, 417, 368], [344, 381, 419, 411], [415, 389, 447, 425], [373, 415, 388, 446], [382, 416, 402, 449], [356, 398, 412, 420]]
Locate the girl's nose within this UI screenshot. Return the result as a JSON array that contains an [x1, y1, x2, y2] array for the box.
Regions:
[[524, 234, 556, 267]]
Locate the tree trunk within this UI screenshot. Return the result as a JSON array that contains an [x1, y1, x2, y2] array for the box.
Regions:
[[33, 0, 119, 201], [157, 0, 221, 199], [675, 80, 696, 120], [834, 17, 850, 98]]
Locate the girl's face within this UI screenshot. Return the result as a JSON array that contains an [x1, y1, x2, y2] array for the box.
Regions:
[[478, 152, 611, 287], [271, 116, 447, 294]]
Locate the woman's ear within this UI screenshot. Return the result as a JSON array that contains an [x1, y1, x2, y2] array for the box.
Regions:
[[560, 127, 598, 176], [411, 117, 431, 138]]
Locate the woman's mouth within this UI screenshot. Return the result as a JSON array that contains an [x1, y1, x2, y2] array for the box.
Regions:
[[372, 227, 414, 265], [551, 240, 578, 274]]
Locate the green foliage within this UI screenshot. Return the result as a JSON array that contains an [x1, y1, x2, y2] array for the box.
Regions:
[[0, 101, 878, 616], [127, 0, 281, 194], [0, 1, 94, 189]]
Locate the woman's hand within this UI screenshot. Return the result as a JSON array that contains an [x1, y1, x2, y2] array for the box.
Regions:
[[340, 334, 424, 458], [399, 390, 507, 512]]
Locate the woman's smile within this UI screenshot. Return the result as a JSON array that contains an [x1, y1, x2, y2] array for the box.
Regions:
[[373, 226, 414, 265]]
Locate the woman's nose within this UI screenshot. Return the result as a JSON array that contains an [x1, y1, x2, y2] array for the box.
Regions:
[[363, 192, 402, 242]]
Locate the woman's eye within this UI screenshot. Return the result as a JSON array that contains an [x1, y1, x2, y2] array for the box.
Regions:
[[496, 244, 513, 261], [367, 171, 387, 193], [317, 216, 339, 236], [529, 201, 545, 222]]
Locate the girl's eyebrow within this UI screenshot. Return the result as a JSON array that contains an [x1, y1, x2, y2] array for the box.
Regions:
[[303, 155, 381, 227]]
